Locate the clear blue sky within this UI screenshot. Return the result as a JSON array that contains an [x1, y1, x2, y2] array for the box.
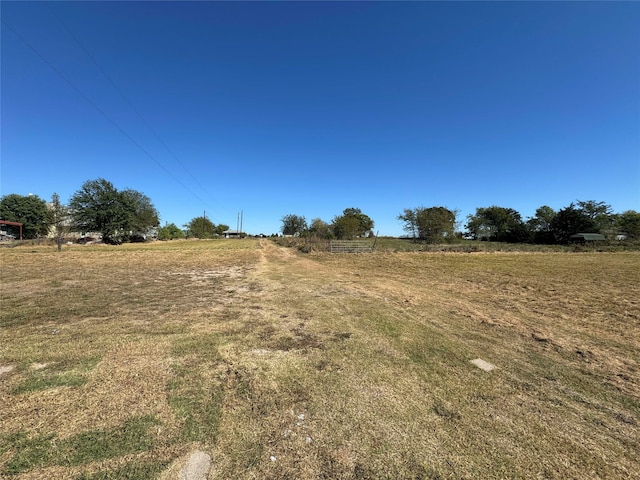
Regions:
[[2, 1, 639, 236]]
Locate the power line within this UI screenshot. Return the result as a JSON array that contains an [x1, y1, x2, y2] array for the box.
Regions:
[[45, 3, 216, 202], [2, 18, 210, 209]]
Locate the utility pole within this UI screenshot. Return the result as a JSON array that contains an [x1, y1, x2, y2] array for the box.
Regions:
[[240, 210, 243, 238]]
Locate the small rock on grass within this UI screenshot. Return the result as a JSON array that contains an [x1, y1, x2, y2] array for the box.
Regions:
[[180, 451, 211, 480], [470, 358, 496, 372], [160, 450, 211, 480]]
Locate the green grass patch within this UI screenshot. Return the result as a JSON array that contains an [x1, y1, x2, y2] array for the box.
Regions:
[[0, 431, 56, 475], [168, 333, 224, 444], [58, 415, 160, 466], [0, 309, 35, 328], [12, 371, 87, 393], [11, 356, 101, 394], [74, 461, 170, 480], [1, 416, 159, 475]]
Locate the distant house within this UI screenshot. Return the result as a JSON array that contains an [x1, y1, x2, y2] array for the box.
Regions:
[[223, 229, 241, 239], [570, 233, 605, 243]]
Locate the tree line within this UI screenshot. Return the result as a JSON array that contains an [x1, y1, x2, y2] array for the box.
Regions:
[[0, 178, 230, 246], [280, 208, 375, 239], [2, 180, 638, 246], [463, 201, 639, 244], [286, 201, 639, 244]]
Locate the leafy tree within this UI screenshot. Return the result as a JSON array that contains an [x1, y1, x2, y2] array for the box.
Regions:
[[332, 208, 374, 239], [576, 200, 615, 236], [308, 218, 333, 239], [157, 223, 185, 241], [576, 200, 612, 220], [50, 193, 69, 251], [120, 189, 159, 239], [185, 216, 215, 238], [281, 214, 307, 236], [465, 206, 527, 242], [397, 209, 418, 239], [549, 203, 597, 244], [69, 179, 125, 243], [617, 210, 640, 239], [69, 178, 159, 244], [332, 215, 360, 239], [465, 210, 490, 240], [398, 206, 457, 243], [215, 224, 230, 236], [526, 206, 556, 244], [528, 205, 556, 232], [0, 193, 51, 239]]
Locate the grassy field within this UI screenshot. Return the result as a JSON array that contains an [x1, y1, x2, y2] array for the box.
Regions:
[[1, 239, 639, 479]]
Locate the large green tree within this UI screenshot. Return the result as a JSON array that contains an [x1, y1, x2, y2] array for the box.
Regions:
[[215, 224, 230, 236], [69, 179, 159, 244], [465, 206, 527, 242], [308, 218, 332, 239], [398, 206, 457, 243], [0, 193, 51, 239], [120, 189, 160, 238], [526, 206, 557, 244], [184, 216, 216, 238], [576, 200, 612, 220], [281, 214, 307, 236], [157, 223, 185, 241], [617, 210, 640, 239], [332, 208, 374, 239], [576, 200, 615, 236], [549, 203, 597, 244]]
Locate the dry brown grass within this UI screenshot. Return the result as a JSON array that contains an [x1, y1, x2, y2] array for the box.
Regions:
[[1, 240, 639, 479]]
